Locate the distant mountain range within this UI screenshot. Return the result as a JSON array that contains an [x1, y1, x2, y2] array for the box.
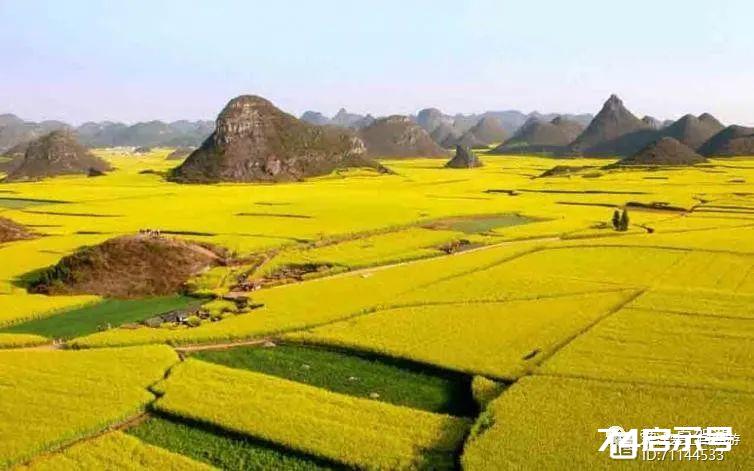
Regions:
[[300, 107, 594, 141], [0, 114, 213, 152], [4, 98, 752, 160]]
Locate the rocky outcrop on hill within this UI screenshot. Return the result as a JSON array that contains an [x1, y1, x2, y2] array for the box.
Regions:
[[493, 116, 584, 154], [0, 116, 69, 153], [456, 116, 508, 148], [566, 95, 655, 157], [331, 108, 367, 128], [0, 216, 33, 243], [698, 125, 754, 157], [170, 95, 378, 183], [614, 137, 706, 166], [166, 147, 195, 160], [416, 108, 453, 134], [642, 116, 663, 130], [4, 131, 111, 182], [445, 145, 483, 168], [661, 113, 724, 150], [300, 111, 331, 126], [359, 115, 446, 158], [431, 123, 462, 148], [29, 234, 228, 298]]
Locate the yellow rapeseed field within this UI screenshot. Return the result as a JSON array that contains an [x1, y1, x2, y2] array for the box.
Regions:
[[462, 375, 754, 469], [69, 240, 547, 348], [20, 432, 213, 471], [287, 290, 634, 379], [0, 333, 49, 348], [153, 359, 470, 470], [0, 345, 178, 467], [538, 303, 754, 393], [2, 150, 754, 468]]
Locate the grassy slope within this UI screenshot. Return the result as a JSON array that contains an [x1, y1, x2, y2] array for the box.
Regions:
[[0, 296, 197, 339], [193, 344, 476, 416]]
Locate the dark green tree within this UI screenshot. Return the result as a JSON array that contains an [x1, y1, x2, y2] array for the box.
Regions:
[[612, 210, 621, 230], [619, 209, 630, 231]]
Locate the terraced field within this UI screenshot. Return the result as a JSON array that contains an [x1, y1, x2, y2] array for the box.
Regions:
[[2, 150, 753, 469]]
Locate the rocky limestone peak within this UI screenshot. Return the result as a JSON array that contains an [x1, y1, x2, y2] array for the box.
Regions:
[[4, 130, 111, 182], [617, 137, 706, 166], [698, 112, 723, 127], [446, 145, 483, 168], [213, 95, 276, 146], [604, 94, 623, 110], [169, 95, 378, 183]]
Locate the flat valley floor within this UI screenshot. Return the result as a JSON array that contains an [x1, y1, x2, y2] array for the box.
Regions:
[[2, 149, 754, 469]]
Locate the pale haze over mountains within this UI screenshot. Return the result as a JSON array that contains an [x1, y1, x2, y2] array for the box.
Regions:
[[1, 1, 754, 127]]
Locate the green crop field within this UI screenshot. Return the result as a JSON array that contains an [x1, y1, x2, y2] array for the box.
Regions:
[[2, 149, 754, 469], [127, 416, 336, 471], [192, 343, 476, 415], [0, 296, 198, 340]]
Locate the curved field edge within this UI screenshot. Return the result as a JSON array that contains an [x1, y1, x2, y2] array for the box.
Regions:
[[0, 345, 179, 468], [17, 431, 213, 471], [151, 359, 471, 470]]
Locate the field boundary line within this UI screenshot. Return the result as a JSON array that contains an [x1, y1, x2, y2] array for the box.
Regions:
[[534, 371, 754, 397], [173, 337, 271, 354], [356, 288, 635, 318], [12, 411, 151, 469], [626, 306, 754, 322], [526, 289, 645, 375]]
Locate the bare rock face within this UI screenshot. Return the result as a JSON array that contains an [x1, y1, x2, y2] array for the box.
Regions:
[[464, 116, 508, 146], [698, 125, 754, 157], [615, 137, 706, 166], [445, 145, 483, 168], [567, 94, 656, 157], [493, 116, 584, 155], [661, 114, 724, 150], [170, 95, 377, 183], [416, 108, 453, 133], [4, 130, 111, 182], [358, 115, 446, 158], [642, 115, 664, 130], [431, 122, 461, 148]]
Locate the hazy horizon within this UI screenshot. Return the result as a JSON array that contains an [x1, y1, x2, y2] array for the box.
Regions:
[[2, 0, 753, 126]]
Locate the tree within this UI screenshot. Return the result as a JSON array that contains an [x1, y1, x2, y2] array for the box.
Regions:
[[612, 210, 621, 230], [619, 209, 630, 231]]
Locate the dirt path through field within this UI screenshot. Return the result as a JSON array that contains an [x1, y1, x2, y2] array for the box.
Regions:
[[174, 337, 272, 354]]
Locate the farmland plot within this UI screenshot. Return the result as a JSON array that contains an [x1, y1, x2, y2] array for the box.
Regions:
[[287, 290, 634, 379], [20, 432, 213, 471], [462, 376, 754, 469], [153, 359, 470, 470], [538, 305, 754, 393], [0, 346, 178, 467]]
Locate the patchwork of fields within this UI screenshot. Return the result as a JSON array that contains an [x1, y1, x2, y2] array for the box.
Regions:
[[2, 149, 754, 469]]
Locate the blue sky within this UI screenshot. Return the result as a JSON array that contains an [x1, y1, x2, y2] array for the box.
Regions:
[[1, 0, 752, 125]]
